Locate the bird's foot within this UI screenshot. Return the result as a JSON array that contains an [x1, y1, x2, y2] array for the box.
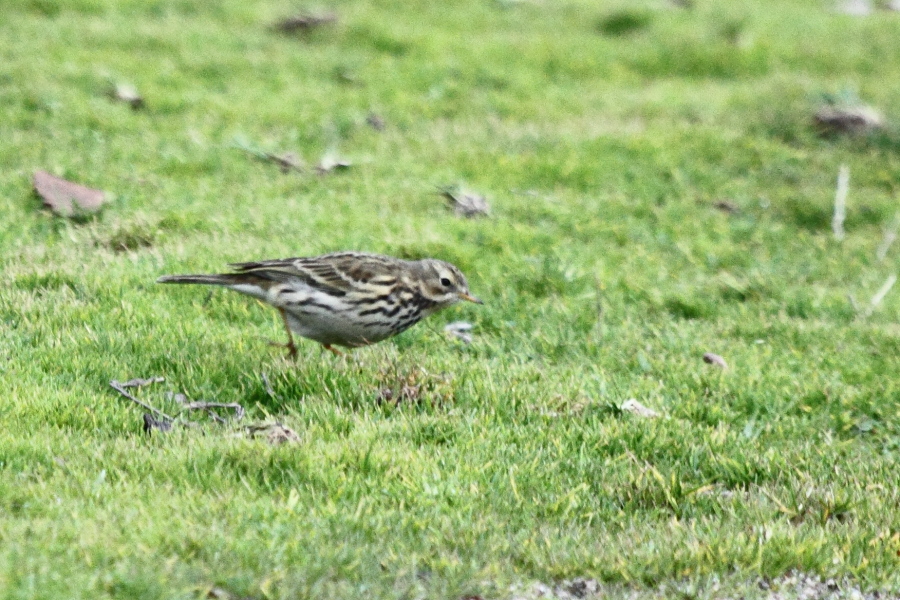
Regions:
[[268, 340, 299, 360], [323, 344, 345, 357]]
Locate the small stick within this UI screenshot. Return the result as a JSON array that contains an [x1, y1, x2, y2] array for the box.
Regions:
[[876, 213, 900, 262], [261, 372, 277, 399], [862, 274, 897, 318], [110, 380, 174, 422], [182, 402, 245, 422], [119, 376, 165, 388], [832, 164, 849, 241]]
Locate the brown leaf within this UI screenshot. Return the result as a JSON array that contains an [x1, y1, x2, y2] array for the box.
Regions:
[[165, 391, 188, 404], [564, 579, 600, 598], [713, 199, 740, 214], [315, 153, 352, 175], [245, 422, 301, 445], [444, 321, 474, 344], [34, 171, 106, 217], [206, 588, 231, 600], [620, 399, 660, 418], [366, 113, 386, 131], [205, 586, 257, 600], [107, 83, 144, 109], [835, 0, 872, 15], [374, 367, 454, 407], [142, 413, 172, 434], [264, 152, 304, 173], [814, 105, 884, 135], [273, 12, 337, 34], [440, 186, 490, 218], [702, 352, 729, 369]]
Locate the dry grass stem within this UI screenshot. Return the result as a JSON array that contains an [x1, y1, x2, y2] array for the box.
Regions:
[[832, 165, 849, 241]]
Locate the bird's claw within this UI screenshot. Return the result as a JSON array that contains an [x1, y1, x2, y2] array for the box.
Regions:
[[268, 340, 298, 360]]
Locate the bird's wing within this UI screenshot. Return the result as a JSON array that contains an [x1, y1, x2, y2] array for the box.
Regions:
[[229, 252, 401, 295]]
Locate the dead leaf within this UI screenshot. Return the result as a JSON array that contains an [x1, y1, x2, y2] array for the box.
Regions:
[[34, 171, 106, 217], [366, 113, 386, 131], [814, 105, 885, 135], [713, 199, 740, 214], [315, 153, 352, 175], [375, 367, 453, 407], [563, 579, 600, 598], [273, 12, 337, 34], [620, 399, 660, 418], [376, 385, 422, 405], [205, 586, 256, 600], [107, 83, 144, 109], [703, 352, 729, 369], [165, 391, 188, 404], [234, 139, 304, 173], [119, 376, 165, 388], [245, 422, 300, 445], [440, 186, 490, 218], [333, 67, 359, 85], [835, 0, 873, 14], [444, 321, 474, 344], [264, 151, 304, 173], [143, 413, 172, 434]]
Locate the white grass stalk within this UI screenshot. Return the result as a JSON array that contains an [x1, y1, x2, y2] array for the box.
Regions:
[[832, 164, 850, 241], [863, 274, 897, 318], [876, 213, 900, 262]]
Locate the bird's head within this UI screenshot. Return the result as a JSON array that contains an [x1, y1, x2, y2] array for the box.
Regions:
[[414, 259, 482, 309]]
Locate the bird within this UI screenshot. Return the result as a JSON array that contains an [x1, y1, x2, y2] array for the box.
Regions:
[[157, 251, 482, 358]]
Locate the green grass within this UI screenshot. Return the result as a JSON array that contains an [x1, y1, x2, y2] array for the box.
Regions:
[[2, 0, 900, 598]]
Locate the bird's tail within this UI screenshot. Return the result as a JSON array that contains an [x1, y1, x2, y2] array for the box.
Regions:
[[157, 273, 273, 302], [156, 274, 242, 286]]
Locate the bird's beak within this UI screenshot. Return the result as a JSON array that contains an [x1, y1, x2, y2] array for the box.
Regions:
[[459, 292, 483, 305]]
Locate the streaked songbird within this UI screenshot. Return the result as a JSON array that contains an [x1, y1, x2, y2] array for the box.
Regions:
[[157, 251, 482, 358]]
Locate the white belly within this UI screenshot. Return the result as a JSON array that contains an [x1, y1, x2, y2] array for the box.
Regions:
[[269, 284, 418, 347]]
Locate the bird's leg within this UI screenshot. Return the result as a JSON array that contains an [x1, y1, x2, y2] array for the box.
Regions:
[[323, 344, 345, 357], [269, 308, 298, 359]]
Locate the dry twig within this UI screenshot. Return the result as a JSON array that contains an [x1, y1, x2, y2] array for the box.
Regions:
[[832, 165, 849, 241], [119, 376, 165, 388], [876, 213, 900, 261], [110, 380, 174, 422], [861, 274, 897, 318], [183, 402, 245, 424]]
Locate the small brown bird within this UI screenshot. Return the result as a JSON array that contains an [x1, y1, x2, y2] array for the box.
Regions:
[[157, 251, 481, 358]]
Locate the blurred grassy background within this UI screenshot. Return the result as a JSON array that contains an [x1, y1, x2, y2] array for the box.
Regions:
[[1, 0, 900, 598]]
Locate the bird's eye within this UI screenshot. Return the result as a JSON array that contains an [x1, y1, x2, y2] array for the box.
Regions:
[[440, 277, 452, 287]]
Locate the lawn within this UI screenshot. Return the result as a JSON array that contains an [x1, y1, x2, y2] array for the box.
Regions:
[[1, 0, 900, 598]]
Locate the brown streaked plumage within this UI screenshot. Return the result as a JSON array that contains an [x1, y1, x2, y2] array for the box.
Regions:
[[157, 251, 481, 358]]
